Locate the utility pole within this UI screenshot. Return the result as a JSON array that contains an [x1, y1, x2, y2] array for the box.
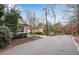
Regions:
[[44, 8, 49, 35]]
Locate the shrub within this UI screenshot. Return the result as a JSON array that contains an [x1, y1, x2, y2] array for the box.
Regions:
[[0, 26, 12, 48], [13, 32, 28, 39], [29, 32, 33, 34], [35, 32, 43, 35], [29, 32, 43, 35]]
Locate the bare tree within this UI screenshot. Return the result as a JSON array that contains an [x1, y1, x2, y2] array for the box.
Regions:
[[26, 11, 38, 36], [48, 5, 56, 25], [48, 4, 56, 35], [65, 4, 79, 34], [43, 8, 49, 35]]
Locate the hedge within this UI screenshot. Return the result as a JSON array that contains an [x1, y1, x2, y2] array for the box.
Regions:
[[12, 32, 28, 39]]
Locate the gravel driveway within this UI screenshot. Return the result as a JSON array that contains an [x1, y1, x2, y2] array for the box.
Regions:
[[0, 35, 79, 55]]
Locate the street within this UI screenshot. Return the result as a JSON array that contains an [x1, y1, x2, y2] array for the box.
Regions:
[[0, 35, 79, 55]]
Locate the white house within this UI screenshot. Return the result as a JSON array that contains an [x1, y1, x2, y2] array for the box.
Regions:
[[18, 18, 30, 33]]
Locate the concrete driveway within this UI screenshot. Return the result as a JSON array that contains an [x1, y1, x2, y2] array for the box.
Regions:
[[0, 35, 79, 55]]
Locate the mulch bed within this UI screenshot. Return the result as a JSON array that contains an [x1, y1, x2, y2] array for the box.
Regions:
[[10, 37, 37, 47], [0, 36, 41, 52]]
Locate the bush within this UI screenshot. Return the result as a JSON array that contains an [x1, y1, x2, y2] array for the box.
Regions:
[[0, 26, 12, 48], [29, 32, 43, 35], [13, 32, 28, 39], [35, 32, 43, 35], [29, 32, 33, 34]]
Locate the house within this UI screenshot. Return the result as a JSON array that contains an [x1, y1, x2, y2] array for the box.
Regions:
[[33, 26, 44, 33], [18, 18, 30, 33], [18, 19, 45, 34]]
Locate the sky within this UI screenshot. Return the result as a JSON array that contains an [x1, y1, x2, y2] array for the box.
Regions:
[[16, 4, 67, 24]]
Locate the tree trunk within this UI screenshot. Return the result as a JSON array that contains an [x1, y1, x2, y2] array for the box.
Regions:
[[77, 5, 79, 34]]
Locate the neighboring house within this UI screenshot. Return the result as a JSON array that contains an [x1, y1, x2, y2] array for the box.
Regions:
[[18, 19, 45, 34], [18, 18, 30, 33], [33, 26, 44, 33]]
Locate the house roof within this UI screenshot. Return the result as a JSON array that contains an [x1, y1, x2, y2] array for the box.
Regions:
[[18, 18, 30, 26]]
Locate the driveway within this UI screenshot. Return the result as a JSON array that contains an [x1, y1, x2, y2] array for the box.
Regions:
[[0, 35, 79, 55]]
